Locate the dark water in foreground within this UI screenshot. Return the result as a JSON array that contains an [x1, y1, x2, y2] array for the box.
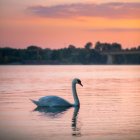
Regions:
[[0, 65, 140, 140]]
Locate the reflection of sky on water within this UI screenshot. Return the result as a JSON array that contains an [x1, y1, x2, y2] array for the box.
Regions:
[[34, 106, 81, 137], [0, 66, 140, 140]]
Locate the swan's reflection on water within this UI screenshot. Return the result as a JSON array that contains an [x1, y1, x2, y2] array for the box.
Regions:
[[34, 106, 71, 118], [71, 107, 81, 137], [34, 106, 81, 137]]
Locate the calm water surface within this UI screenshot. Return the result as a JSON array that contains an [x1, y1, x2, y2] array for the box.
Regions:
[[0, 65, 140, 140]]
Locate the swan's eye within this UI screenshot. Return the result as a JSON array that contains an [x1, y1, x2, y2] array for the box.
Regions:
[[77, 79, 81, 83]]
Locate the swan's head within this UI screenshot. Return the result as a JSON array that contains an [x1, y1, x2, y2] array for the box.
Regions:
[[73, 78, 83, 87]]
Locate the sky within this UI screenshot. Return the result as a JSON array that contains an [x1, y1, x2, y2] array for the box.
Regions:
[[0, 0, 140, 49]]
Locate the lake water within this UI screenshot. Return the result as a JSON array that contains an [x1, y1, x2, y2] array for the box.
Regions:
[[0, 65, 140, 140]]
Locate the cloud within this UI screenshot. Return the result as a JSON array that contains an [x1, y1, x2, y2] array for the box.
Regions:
[[87, 28, 140, 32], [27, 2, 140, 19]]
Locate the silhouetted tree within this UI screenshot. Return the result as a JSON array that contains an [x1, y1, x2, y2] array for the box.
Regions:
[[111, 43, 122, 51], [95, 41, 102, 51], [27, 45, 42, 50], [95, 42, 121, 52], [0, 43, 140, 64], [68, 44, 76, 50], [84, 42, 92, 50]]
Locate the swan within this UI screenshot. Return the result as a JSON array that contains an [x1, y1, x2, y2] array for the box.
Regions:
[[30, 78, 83, 107]]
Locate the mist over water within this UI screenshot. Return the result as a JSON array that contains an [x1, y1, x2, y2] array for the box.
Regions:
[[0, 65, 140, 140]]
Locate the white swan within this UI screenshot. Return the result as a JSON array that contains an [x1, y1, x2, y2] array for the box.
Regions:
[[30, 78, 83, 107]]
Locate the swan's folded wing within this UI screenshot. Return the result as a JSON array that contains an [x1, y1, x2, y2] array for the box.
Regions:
[[38, 95, 72, 107]]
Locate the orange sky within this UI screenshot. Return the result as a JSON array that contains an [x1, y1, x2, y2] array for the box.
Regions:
[[0, 0, 140, 49]]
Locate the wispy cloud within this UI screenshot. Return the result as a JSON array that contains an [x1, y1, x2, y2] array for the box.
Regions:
[[87, 28, 140, 32], [27, 2, 140, 19]]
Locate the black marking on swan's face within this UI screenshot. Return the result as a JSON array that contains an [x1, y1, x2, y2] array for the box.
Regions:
[[77, 79, 83, 87]]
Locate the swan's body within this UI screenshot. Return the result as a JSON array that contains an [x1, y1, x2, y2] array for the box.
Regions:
[[31, 95, 72, 107], [31, 78, 83, 107]]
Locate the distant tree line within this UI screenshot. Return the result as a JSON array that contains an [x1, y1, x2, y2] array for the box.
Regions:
[[0, 42, 140, 65]]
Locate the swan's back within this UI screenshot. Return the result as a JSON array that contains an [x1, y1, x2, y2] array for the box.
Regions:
[[34, 95, 72, 107]]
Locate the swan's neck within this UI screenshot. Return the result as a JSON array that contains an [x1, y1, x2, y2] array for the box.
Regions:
[[72, 82, 80, 106]]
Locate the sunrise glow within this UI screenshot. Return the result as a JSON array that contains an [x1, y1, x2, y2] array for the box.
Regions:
[[0, 0, 140, 48]]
